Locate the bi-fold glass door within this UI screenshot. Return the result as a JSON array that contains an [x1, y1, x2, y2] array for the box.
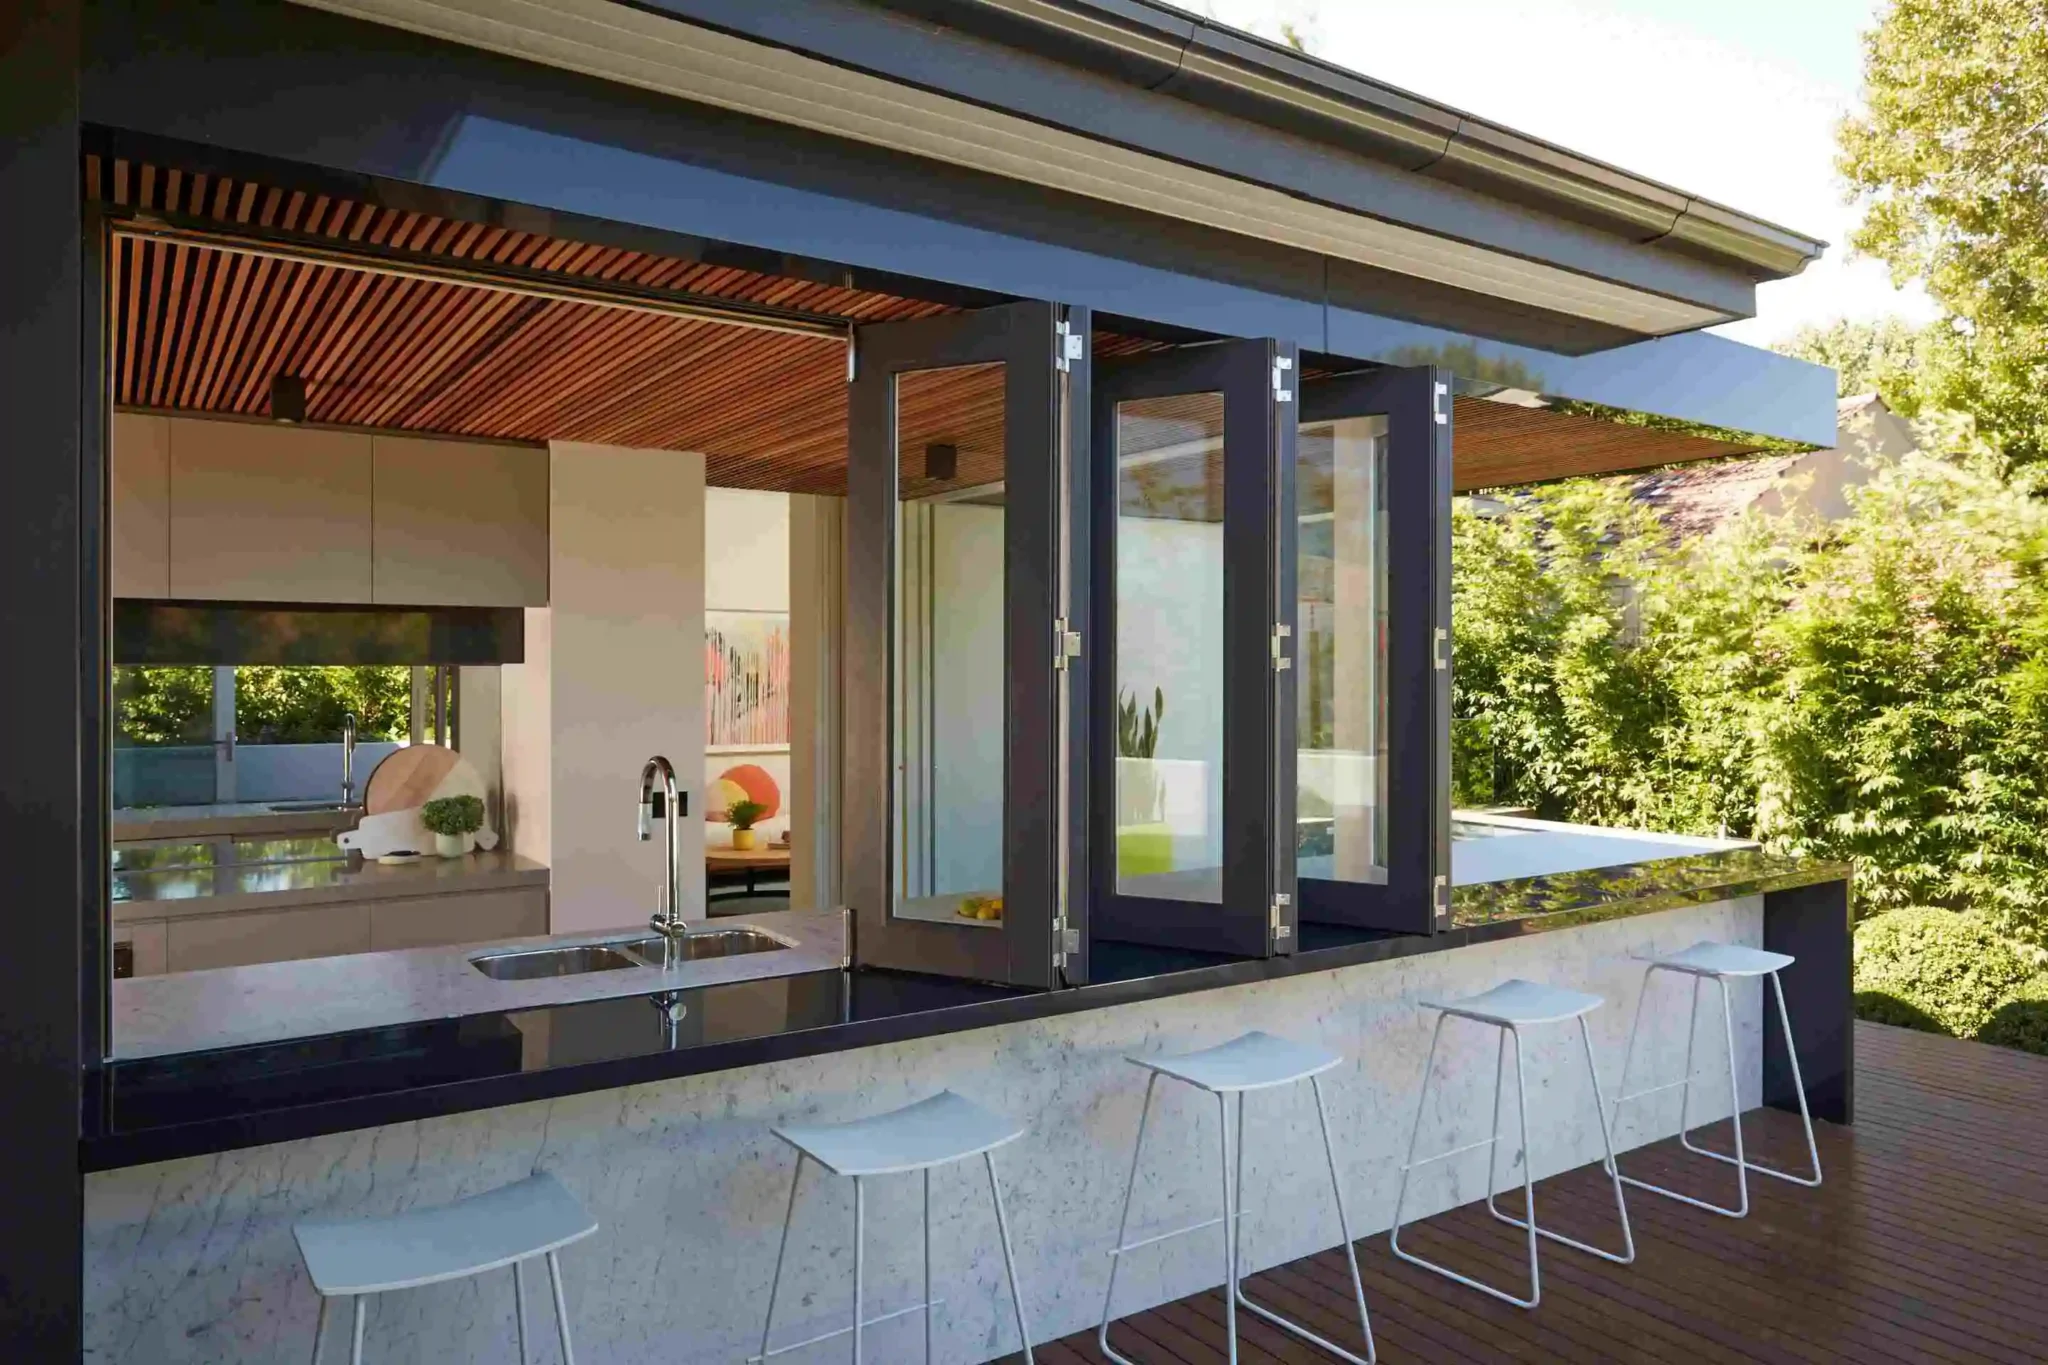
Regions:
[[1090, 339, 1300, 958], [1295, 366, 1453, 934], [844, 301, 1090, 988]]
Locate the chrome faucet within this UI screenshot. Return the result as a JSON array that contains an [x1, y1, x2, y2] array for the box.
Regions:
[[341, 711, 358, 807], [638, 755, 689, 952]]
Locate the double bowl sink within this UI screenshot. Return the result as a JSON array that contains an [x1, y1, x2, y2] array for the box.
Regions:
[[469, 927, 791, 980]]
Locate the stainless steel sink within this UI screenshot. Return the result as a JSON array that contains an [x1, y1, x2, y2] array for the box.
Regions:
[[616, 928, 792, 964], [469, 943, 646, 980], [468, 928, 792, 980]]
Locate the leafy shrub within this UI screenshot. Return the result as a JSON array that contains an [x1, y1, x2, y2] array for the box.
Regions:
[[420, 794, 485, 836], [1976, 976, 2048, 1056], [1851, 909, 2036, 1037]]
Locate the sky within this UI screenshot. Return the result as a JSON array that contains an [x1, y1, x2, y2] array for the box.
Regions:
[[1166, 0, 1937, 347]]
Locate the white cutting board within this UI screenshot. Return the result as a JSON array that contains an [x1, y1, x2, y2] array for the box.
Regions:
[[337, 746, 496, 858]]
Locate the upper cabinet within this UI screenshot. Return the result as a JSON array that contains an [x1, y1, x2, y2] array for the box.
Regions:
[[167, 418, 374, 603], [110, 413, 172, 599], [111, 415, 549, 607], [371, 436, 548, 607]]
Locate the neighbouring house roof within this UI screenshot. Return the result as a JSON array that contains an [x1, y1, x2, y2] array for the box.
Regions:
[[1628, 394, 1916, 539]]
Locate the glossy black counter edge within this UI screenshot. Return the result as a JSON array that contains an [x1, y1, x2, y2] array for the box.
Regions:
[[81, 855, 1851, 1171]]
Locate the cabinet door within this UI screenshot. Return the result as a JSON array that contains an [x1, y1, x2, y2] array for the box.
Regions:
[[372, 437, 549, 606], [110, 412, 171, 598], [369, 886, 549, 951], [1296, 367, 1452, 933], [168, 419, 373, 602], [1092, 339, 1297, 957], [166, 904, 373, 971]]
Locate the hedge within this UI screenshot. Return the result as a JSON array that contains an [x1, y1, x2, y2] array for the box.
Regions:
[[1977, 975, 2048, 1056], [1851, 908, 2037, 1038]]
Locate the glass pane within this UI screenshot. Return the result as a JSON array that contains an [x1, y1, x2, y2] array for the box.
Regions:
[[893, 361, 1007, 928], [112, 665, 217, 809], [1114, 392, 1225, 903], [1297, 415, 1388, 883]]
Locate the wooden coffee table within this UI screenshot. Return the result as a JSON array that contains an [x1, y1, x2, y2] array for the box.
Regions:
[[705, 844, 792, 907]]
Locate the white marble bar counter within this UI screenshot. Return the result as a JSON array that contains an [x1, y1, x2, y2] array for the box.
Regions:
[[85, 890, 1831, 1365]]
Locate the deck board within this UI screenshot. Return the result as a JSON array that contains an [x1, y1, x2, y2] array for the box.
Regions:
[[1010, 1022, 2048, 1364]]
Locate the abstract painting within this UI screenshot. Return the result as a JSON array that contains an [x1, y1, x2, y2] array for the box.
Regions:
[[705, 611, 790, 750]]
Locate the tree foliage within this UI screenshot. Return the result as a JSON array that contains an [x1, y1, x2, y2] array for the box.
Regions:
[[1453, 454, 2048, 946], [113, 666, 411, 746], [1838, 0, 2048, 465]]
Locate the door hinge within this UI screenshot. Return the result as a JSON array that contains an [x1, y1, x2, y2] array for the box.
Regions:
[[1270, 892, 1293, 941], [1054, 617, 1082, 670], [1433, 381, 1449, 425], [1433, 627, 1450, 671], [1056, 322, 1085, 372], [1053, 921, 1080, 968], [1272, 354, 1294, 404], [1271, 622, 1293, 671], [1433, 875, 1450, 922]]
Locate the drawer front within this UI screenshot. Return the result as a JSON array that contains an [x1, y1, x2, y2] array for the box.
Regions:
[[167, 905, 372, 972], [369, 886, 549, 952]]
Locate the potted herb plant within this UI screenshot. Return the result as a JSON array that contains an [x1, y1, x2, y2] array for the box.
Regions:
[[420, 794, 485, 858], [726, 797, 766, 851]]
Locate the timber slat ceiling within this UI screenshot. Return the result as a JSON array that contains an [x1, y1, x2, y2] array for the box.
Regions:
[[91, 156, 1767, 494]]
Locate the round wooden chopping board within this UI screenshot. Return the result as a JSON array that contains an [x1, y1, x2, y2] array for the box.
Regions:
[[362, 744, 463, 815]]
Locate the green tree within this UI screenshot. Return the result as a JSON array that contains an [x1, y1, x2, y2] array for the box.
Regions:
[[235, 666, 410, 743], [1775, 317, 1932, 413], [112, 666, 212, 746], [1838, 0, 2048, 465]]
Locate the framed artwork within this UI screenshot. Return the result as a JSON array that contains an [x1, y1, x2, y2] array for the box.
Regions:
[[705, 610, 790, 751]]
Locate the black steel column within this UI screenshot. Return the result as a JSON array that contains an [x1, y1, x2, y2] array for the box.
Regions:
[[1763, 878, 1854, 1125], [0, 0, 86, 1355]]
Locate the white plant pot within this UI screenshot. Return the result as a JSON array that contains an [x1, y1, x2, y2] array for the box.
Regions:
[[434, 832, 468, 859]]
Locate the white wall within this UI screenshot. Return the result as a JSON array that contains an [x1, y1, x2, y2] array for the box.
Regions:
[[503, 443, 706, 933]]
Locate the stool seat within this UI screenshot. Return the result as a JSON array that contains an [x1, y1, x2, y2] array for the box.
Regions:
[[1648, 941, 1795, 978], [1130, 1030, 1343, 1093], [773, 1090, 1023, 1177], [1424, 978, 1603, 1026], [295, 1173, 596, 1297]]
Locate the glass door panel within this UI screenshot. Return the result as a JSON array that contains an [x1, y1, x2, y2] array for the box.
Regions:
[[1298, 367, 1451, 934], [1092, 340, 1294, 959], [1113, 392, 1226, 906]]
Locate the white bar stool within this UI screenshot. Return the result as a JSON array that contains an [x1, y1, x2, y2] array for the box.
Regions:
[[1098, 1031, 1375, 1365], [1390, 979, 1634, 1309], [754, 1090, 1034, 1365], [1611, 941, 1823, 1217], [294, 1171, 596, 1365]]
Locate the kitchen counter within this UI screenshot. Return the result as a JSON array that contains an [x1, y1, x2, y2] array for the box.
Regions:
[[113, 802, 357, 841], [84, 849, 1851, 1171], [113, 845, 548, 921]]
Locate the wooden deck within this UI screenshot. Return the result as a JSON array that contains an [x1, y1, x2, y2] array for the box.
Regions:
[[1011, 1022, 2048, 1364]]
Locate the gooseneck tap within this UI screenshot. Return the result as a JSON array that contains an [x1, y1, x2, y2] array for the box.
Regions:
[[341, 711, 358, 807], [638, 755, 688, 953]]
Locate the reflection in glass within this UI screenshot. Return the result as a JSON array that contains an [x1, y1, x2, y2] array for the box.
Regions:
[[1297, 416, 1388, 883], [1114, 393, 1225, 903], [893, 362, 1007, 928]]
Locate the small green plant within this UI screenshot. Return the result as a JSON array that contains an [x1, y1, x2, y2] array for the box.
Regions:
[[1977, 976, 2048, 1056], [725, 798, 766, 831], [420, 794, 485, 837], [1852, 908, 2037, 1038], [1117, 686, 1165, 759]]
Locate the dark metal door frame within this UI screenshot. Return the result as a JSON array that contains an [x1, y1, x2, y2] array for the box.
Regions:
[[1297, 365, 1453, 934], [844, 300, 1085, 988], [1090, 338, 1297, 958]]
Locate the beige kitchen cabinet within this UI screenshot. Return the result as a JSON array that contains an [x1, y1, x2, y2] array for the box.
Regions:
[[114, 920, 169, 978], [167, 417, 374, 602], [368, 886, 548, 951], [110, 412, 172, 598], [372, 436, 548, 606], [167, 904, 374, 972]]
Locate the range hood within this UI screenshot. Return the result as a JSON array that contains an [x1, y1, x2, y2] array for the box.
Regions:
[[113, 600, 525, 666]]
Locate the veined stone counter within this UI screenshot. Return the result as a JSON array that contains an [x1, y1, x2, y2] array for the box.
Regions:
[[85, 891, 1827, 1364]]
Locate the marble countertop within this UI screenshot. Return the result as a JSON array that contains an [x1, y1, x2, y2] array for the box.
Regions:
[[111, 907, 842, 1059], [112, 849, 549, 921]]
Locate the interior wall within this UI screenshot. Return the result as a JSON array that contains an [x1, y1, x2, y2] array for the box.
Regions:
[[703, 488, 792, 847], [503, 443, 706, 933], [787, 495, 844, 912]]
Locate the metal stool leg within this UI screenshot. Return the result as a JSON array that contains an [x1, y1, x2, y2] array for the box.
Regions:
[[1488, 1019, 1635, 1265], [852, 1176, 866, 1365], [309, 1295, 331, 1365], [350, 1296, 367, 1365], [923, 1167, 933, 1365], [1097, 1072, 1159, 1365], [1216, 1090, 1238, 1365], [1680, 971, 1824, 1188], [545, 1250, 577, 1365], [984, 1151, 1035, 1364], [756, 1154, 806, 1363], [512, 1259, 530, 1365]]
